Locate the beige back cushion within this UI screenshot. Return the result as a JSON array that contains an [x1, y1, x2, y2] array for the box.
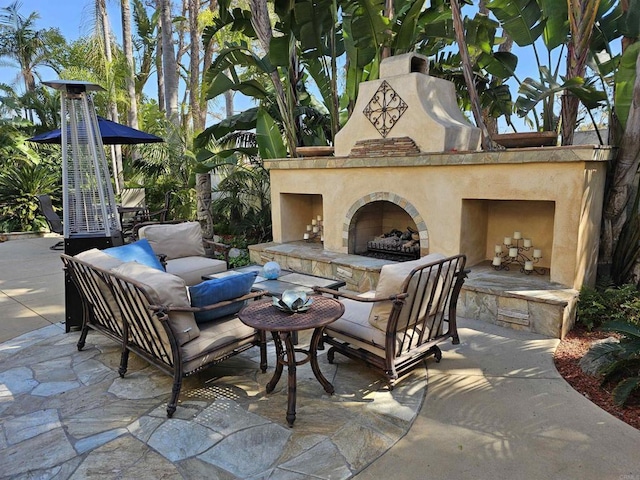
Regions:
[[73, 249, 125, 331], [75, 248, 125, 270], [139, 221, 205, 260], [368, 253, 446, 331], [112, 262, 200, 346]]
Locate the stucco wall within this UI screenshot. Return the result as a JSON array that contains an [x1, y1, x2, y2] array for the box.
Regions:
[[266, 147, 612, 289]]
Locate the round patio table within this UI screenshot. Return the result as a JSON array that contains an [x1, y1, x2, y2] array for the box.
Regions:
[[238, 295, 344, 427]]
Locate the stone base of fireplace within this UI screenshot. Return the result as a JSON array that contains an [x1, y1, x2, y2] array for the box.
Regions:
[[458, 263, 578, 339], [249, 242, 578, 338]]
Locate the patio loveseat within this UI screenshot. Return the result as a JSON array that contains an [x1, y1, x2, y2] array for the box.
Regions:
[[61, 248, 267, 417]]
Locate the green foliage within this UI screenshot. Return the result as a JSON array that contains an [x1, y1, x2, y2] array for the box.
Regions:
[[211, 156, 272, 245], [594, 320, 640, 406], [256, 108, 287, 159], [0, 161, 59, 232], [577, 284, 640, 331], [614, 42, 640, 130], [128, 103, 197, 220], [612, 192, 640, 286], [228, 251, 252, 268]]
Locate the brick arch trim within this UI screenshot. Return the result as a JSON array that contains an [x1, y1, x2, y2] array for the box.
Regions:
[[343, 192, 429, 253]]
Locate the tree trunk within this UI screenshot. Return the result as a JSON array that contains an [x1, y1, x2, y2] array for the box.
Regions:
[[202, 1, 218, 128], [189, 2, 213, 239], [188, 0, 202, 132], [601, 51, 640, 266], [155, 5, 165, 112], [479, 0, 512, 136], [450, 0, 502, 151], [561, 0, 601, 146], [159, 0, 179, 126], [121, 0, 138, 130], [97, 0, 124, 193]]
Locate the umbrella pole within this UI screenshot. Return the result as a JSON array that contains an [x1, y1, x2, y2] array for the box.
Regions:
[[110, 145, 123, 195]]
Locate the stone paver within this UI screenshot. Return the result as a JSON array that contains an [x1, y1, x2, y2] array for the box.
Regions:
[[0, 326, 426, 479]]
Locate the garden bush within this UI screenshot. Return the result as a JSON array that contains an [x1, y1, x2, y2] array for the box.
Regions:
[[577, 284, 640, 331]]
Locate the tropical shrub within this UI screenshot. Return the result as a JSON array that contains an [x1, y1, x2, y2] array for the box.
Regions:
[[0, 161, 59, 232], [211, 156, 272, 245], [590, 320, 640, 406], [577, 283, 640, 331]]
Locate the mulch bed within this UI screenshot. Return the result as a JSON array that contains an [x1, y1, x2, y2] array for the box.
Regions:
[[554, 327, 640, 430]]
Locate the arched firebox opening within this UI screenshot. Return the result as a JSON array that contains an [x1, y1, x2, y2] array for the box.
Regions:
[[346, 194, 428, 261]]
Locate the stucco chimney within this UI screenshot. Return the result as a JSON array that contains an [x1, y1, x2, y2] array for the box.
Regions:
[[334, 52, 481, 156]]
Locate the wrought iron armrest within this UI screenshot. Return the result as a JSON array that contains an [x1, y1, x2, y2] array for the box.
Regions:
[[149, 290, 268, 315], [313, 286, 408, 303], [202, 238, 231, 267]]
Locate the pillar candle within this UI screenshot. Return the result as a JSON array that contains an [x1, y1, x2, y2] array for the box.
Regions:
[[523, 238, 532, 248], [313, 226, 319, 233], [492, 256, 502, 266], [525, 260, 534, 271], [533, 249, 542, 258], [495, 244, 503, 253], [509, 247, 518, 258], [303, 233, 310, 240], [513, 231, 522, 240], [306, 225, 312, 231], [317, 215, 322, 221], [311, 219, 317, 226], [504, 237, 511, 246]]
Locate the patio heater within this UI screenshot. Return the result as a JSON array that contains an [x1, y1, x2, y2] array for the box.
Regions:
[[44, 80, 124, 331]]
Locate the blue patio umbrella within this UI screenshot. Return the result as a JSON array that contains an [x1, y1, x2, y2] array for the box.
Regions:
[[28, 116, 164, 145]]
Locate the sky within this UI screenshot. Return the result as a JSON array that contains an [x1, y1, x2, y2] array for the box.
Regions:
[[0, 1, 616, 134], [0, 0, 123, 90]]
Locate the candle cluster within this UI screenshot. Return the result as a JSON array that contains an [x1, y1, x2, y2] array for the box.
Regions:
[[492, 231, 546, 275], [303, 215, 324, 242]]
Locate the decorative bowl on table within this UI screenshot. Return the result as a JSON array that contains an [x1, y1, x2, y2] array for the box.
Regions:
[[273, 290, 313, 313]]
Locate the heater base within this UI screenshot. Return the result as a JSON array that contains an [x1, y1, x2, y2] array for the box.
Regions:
[[64, 233, 123, 332]]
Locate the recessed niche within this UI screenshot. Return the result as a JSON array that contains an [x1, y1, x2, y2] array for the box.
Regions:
[[279, 193, 323, 243], [461, 199, 555, 268]]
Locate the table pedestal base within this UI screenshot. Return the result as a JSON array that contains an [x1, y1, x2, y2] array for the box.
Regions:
[[266, 327, 334, 426]]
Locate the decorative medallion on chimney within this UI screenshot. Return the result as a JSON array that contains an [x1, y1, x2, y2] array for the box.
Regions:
[[363, 80, 408, 138]]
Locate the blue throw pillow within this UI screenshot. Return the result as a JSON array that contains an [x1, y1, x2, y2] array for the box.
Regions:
[[189, 271, 257, 323], [103, 238, 165, 271]]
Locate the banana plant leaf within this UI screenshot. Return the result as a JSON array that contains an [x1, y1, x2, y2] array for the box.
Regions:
[[256, 108, 287, 159], [486, 0, 546, 47], [614, 43, 640, 130]]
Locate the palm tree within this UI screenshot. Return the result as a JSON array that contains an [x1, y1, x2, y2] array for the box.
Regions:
[[95, 0, 124, 193], [121, 0, 139, 129], [158, 0, 179, 127], [0, 2, 64, 121]]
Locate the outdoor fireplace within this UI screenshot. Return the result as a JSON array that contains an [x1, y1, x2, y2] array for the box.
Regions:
[[258, 52, 613, 306]]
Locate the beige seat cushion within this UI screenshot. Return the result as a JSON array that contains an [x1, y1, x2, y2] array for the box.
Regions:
[[139, 221, 205, 260], [181, 317, 257, 374], [166, 256, 227, 286], [111, 262, 200, 346], [368, 253, 445, 331], [325, 298, 421, 358]]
